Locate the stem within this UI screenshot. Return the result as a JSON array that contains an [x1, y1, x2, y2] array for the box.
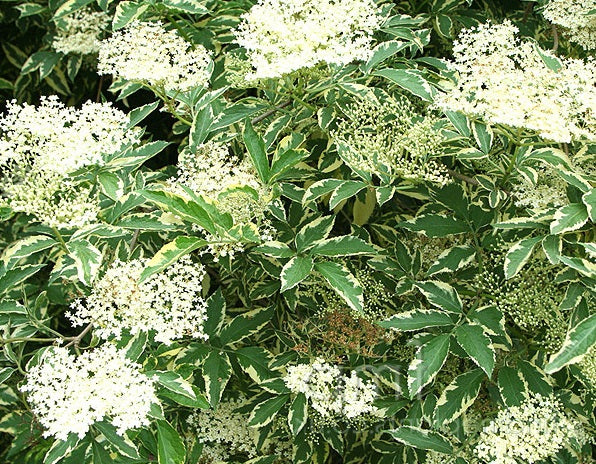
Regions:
[[64, 322, 94, 349], [0, 337, 58, 344], [446, 168, 479, 186], [551, 24, 559, 52], [251, 100, 292, 125], [51, 226, 67, 251]]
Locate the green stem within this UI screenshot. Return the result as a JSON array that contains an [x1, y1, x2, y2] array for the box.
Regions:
[[51, 226, 67, 251]]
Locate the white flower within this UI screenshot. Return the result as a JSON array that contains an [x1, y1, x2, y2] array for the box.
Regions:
[[68, 256, 208, 345], [434, 20, 596, 143], [284, 358, 378, 423], [52, 7, 110, 55], [0, 96, 139, 227], [21, 344, 158, 441], [98, 21, 212, 93], [234, 0, 383, 79], [543, 0, 596, 50], [475, 394, 589, 464]]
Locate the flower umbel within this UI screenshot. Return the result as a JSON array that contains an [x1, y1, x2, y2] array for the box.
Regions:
[[21, 344, 158, 441], [234, 0, 382, 79], [98, 21, 212, 93], [475, 394, 589, 464], [435, 20, 596, 143], [52, 7, 110, 55], [68, 256, 208, 345]]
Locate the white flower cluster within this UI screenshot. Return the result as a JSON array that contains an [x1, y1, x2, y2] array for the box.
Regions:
[[0, 96, 139, 227], [98, 21, 212, 93], [68, 256, 208, 345], [52, 7, 110, 55], [187, 397, 260, 461], [21, 344, 157, 441], [284, 358, 378, 424], [333, 95, 449, 185], [512, 164, 568, 213], [475, 394, 589, 464], [167, 141, 274, 258], [435, 20, 596, 143], [543, 0, 596, 50], [234, 0, 382, 79]]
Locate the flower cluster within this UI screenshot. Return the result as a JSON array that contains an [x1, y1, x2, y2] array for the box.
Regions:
[[52, 7, 110, 55], [475, 394, 589, 464], [234, 0, 382, 79], [167, 141, 274, 258], [435, 20, 596, 143], [98, 21, 212, 93], [284, 358, 378, 425], [543, 0, 596, 50], [68, 256, 208, 345], [479, 259, 566, 352], [187, 397, 260, 462], [0, 96, 139, 227], [511, 164, 568, 213], [21, 344, 157, 441], [333, 95, 450, 185]]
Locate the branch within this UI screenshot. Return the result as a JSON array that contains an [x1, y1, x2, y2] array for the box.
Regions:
[[64, 322, 94, 348], [552, 24, 559, 52], [446, 168, 480, 186], [251, 100, 292, 125]]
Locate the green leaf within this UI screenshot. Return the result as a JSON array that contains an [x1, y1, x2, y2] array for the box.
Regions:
[[545, 314, 596, 374], [314, 261, 364, 314], [309, 236, 376, 257], [386, 426, 452, 454], [582, 189, 595, 222], [1, 235, 56, 270], [202, 350, 232, 407], [427, 246, 475, 276], [254, 241, 295, 258], [280, 256, 313, 292], [295, 216, 335, 252], [151, 371, 205, 406], [66, 239, 102, 286], [189, 105, 214, 150], [107, 141, 170, 169], [112, 1, 149, 30], [21, 52, 61, 79], [127, 101, 160, 129], [93, 421, 140, 459], [203, 289, 226, 338], [434, 369, 484, 427], [219, 306, 274, 346], [16, 3, 48, 17], [161, 0, 209, 14], [288, 393, 308, 435], [550, 203, 589, 235], [243, 120, 270, 184], [44, 435, 80, 464], [416, 281, 462, 313], [247, 394, 290, 427], [455, 324, 495, 377], [472, 122, 493, 154], [0, 264, 45, 295], [139, 236, 206, 283], [269, 149, 310, 182], [303, 179, 351, 204], [329, 181, 368, 209], [363, 40, 409, 74], [373, 68, 435, 102], [399, 215, 469, 237], [379, 309, 454, 331], [503, 236, 542, 279], [53, 0, 93, 19], [408, 334, 450, 397], [444, 111, 471, 137], [235, 347, 276, 383], [498, 366, 528, 407], [157, 420, 186, 464], [139, 189, 216, 234]]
